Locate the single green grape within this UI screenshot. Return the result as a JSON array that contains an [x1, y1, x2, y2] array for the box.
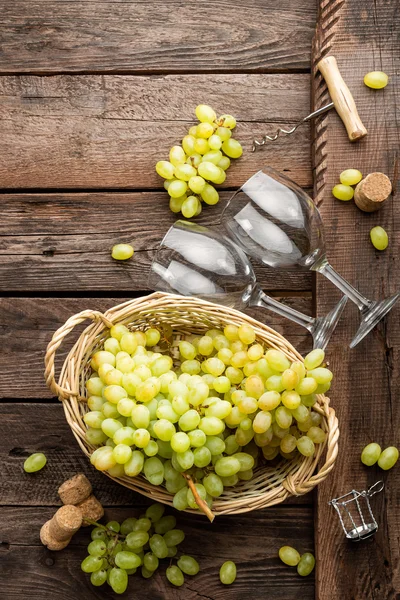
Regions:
[[339, 169, 362, 186], [120, 518, 137, 535], [208, 134, 222, 150], [177, 555, 200, 576], [155, 160, 175, 179], [364, 71, 389, 89], [149, 534, 169, 559], [169, 145, 186, 166], [361, 442, 382, 466], [217, 114, 237, 129], [181, 196, 200, 219], [194, 138, 210, 155], [221, 138, 242, 158], [332, 184, 354, 201], [81, 555, 103, 573], [219, 561, 237, 584], [195, 104, 217, 124], [166, 565, 184, 586], [145, 503, 165, 523], [297, 552, 315, 576], [370, 226, 388, 250], [23, 452, 47, 473], [111, 244, 134, 260], [163, 529, 185, 547], [114, 551, 141, 570], [88, 539, 107, 557], [201, 183, 219, 205], [279, 545, 300, 566], [109, 567, 128, 594], [188, 175, 206, 194], [90, 569, 108, 586], [378, 446, 399, 470], [182, 135, 196, 155], [297, 436, 315, 457], [143, 552, 159, 572]]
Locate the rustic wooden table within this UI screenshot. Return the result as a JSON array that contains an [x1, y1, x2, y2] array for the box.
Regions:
[[0, 0, 398, 598]]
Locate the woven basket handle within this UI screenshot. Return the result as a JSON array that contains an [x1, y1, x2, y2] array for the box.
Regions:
[[44, 309, 113, 399], [283, 404, 340, 496]]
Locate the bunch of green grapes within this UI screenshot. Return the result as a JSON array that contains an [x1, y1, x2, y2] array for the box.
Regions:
[[81, 503, 199, 593], [84, 322, 332, 518], [155, 104, 243, 218]]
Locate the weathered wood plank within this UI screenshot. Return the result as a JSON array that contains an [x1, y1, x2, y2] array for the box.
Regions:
[[0, 404, 312, 506], [312, 0, 400, 598], [0, 0, 315, 74], [0, 74, 313, 189], [0, 297, 313, 399], [0, 507, 314, 599], [0, 193, 312, 291]]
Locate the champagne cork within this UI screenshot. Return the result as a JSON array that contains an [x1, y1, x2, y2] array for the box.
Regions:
[[77, 494, 105, 526], [48, 505, 83, 541], [58, 473, 92, 505], [354, 172, 392, 212], [40, 520, 72, 551]]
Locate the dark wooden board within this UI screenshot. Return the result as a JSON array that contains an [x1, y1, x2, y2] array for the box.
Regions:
[[0, 404, 312, 506], [0, 507, 314, 600], [0, 193, 313, 291], [312, 0, 400, 598], [0, 74, 313, 189], [0, 297, 312, 399], [0, 1, 315, 74]]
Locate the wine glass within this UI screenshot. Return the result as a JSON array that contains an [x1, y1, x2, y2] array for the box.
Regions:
[[222, 167, 399, 347], [148, 220, 347, 350]]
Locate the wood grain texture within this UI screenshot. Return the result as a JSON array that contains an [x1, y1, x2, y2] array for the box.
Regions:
[[0, 74, 313, 189], [0, 508, 314, 600], [0, 0, 315, 74], [0, 297, 312, 399], [0, 193, 312, 291], [0, 404, 312, 506], [312, 0, 400, 598]]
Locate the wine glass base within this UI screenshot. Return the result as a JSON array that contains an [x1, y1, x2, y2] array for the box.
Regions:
[[311, 295, 348, 350], [350, 293, 400, 348]]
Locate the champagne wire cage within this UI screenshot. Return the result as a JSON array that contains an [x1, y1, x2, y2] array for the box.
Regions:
[[44, 292, 339, 517]]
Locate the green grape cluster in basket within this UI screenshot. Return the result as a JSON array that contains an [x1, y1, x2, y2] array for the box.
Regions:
[[155, 104, 243, 218], [84, 323, 332, 519]]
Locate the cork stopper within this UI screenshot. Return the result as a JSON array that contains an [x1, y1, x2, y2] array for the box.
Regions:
[[77, 494, 105, 526], [354, 172, 392, 212], [48, 505, 83, 541], [40, 520, 71, 551], [58, 473, 92, 505]]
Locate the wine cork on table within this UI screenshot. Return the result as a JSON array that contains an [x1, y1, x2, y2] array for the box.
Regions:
[[77, 494, 105, 526], [58, 473, 92, 505], [40, 520, 71, 551], [48, 505, 83, 541], [354, 172, 392, 212]]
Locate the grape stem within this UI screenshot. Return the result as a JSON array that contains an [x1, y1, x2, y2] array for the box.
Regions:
[[85, 519, 125, 539], [183, 473, 215, 522]]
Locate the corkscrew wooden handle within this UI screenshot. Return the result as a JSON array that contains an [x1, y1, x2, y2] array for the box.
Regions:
[[317, 55, 368, 142]]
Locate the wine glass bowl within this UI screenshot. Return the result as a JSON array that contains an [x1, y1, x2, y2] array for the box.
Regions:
[[223, 169, 325, 270], [149, 220, 347, 350]]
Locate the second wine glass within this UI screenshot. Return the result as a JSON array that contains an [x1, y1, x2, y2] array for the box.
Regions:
[[222, 168, 398, 348], [148, 220, 347, 350]]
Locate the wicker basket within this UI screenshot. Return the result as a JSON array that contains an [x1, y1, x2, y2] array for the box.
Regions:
[[44, 292, 339, 516]]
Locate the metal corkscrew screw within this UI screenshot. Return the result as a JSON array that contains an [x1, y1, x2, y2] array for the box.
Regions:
[[252, 103, 334, 151], [329, 480, 384, 542]]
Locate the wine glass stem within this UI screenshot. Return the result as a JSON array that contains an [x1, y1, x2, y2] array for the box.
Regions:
[[250, 286, 314, 331], [315, 261, 372, 312]]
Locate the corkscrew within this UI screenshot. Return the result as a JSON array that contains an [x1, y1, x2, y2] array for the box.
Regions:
[[252, 55, 367, 151], [252, 103, 334, 151]]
